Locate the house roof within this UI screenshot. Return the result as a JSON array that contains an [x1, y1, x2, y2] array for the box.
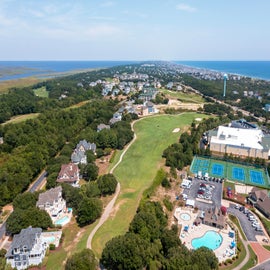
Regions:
[[250, 187, 270, 214], [203, 207, 225, 227], [71, 150, 86, 163], [97, 123, 110, 131], [57, 163, 79, 183], [76, 140, 96, 152], [6, 227, 42, 257], [37, 186, 62, 207]]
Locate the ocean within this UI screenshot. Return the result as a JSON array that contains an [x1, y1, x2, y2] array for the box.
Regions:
[[0, 60, 270, 82], [0, 61, 137, 81], [174, 61, 270, 81]]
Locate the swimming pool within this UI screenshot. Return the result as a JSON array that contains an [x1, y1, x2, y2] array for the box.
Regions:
[[191, 231, 223, 250], [43, 236, 56, 243], [180, 213, 191, 221], [55, 216, 70, 226]]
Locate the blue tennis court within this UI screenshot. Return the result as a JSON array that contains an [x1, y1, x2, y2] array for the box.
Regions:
[[250, 170, 264, 185], [232, 167, 245, 181], [212, 164, 224, 176]]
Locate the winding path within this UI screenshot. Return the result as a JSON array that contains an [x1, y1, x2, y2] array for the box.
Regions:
[[86, 120, 139, 250]]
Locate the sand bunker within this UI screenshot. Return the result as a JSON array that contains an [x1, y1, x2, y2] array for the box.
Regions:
[[195, 118, 202, 121], [173, 128, 180, 133]]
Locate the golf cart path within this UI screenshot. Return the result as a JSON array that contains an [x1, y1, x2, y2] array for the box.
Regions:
[[86, 119, 139, 249]]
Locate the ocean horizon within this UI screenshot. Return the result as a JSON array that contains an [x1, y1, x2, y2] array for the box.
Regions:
[[174, 60, 270, 81], [0, 60, 270, 81]]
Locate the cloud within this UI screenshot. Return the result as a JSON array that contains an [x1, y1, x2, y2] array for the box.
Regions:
[[176, 3, 197, 12], [100, 1, 115, 8]]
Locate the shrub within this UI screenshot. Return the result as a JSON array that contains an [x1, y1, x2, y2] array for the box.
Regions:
[[163, 197, 173, 211], [49, 244, 56, 250], [161, 177, 171, 188]]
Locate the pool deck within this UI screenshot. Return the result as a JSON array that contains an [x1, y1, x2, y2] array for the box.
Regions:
[[174, 207, 236, 262], [41, 231, 62, 247]]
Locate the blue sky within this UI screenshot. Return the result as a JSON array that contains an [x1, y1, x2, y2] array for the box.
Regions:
[[0, 0, 269, 60]]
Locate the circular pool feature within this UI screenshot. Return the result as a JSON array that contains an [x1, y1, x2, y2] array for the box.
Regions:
[[191, 230, 223, 250], [180, 213, 191, 221]]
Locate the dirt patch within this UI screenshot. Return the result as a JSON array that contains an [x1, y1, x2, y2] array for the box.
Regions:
[[173, 128, 180, 133], [110, 199, 128, 218], [95, 152, 113, 175]]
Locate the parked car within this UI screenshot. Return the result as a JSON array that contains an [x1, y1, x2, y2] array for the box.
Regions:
[[256, 226, 263, 232], [243, 208, 249, 214], [239, 206, 245, 211], [235, 204, 240, 209], [252, 223, 260, 228]]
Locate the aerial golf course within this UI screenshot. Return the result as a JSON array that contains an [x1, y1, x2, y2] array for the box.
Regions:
[[90, 112, 208, 257]]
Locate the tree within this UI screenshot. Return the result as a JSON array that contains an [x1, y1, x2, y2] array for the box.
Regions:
[[13, 192, 38, 210], [6, 208, 52, 235], [61, 183, 83, 213], [76, 198, 102, 227], [82, 182, 101, 198], [101, 233, 151, 270], [191, 247, 219, 270], [65, 249, 97, 270], [83, 163, 99, 181], [97, 174, 118, 195]]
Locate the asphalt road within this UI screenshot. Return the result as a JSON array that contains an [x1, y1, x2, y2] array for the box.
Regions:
[[29, 171, 48, 193], [228, 203, 264, 241], [251, 259, 270, 270], [0, 222, 6, 239]]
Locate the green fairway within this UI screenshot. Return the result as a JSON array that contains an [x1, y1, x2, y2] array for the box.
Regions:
[[91, 112, 209, 257], [160, 88, 205, 103], [2, 113, 40, 125], [33, 86, 49, 97]]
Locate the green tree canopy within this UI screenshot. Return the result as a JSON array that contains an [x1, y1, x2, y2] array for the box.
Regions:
[[97, 174, 118, 196], [6, 208, 52, 235], [76, 198, 102, 227], [13, 192, 38, 210], [65, 248, 97, 270], [101, 233, 151, 270]]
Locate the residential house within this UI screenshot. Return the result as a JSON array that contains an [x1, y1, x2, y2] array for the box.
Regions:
[[57, 163, 80, 187], [138, 87, 158, 102], [71, 150, 87, 165], [248, 187, 270, 218], [76, 140, 96, 153], [202, 207, 226, 229], [97, 123, 110, 132], [141, 101, 158, 115], [5, 227, 47, 270], [36, 186, 66, 224], [71, 140, 96, 165], [265, 104, 270, 112], [109, 112, 122, 125], [166, 82, 174, 89]]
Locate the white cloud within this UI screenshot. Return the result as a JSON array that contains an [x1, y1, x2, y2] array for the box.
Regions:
[[176, 3, 197, 12], [100, 1, 115, 8]]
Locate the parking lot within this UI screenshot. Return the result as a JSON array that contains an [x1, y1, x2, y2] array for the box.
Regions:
[[181, 177, 223, 210], [228, 203, 265, 241]]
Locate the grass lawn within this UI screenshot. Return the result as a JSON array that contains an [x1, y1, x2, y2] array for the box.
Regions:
[[91, 112, 209, 257], [45, 218, 99, 270], [160, 88, 205, 103], [33, 86, 49, 98], [2, 113, 40, 125], [0, 77, 41, 94]]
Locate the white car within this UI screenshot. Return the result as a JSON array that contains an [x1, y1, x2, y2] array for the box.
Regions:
[[252, 222, 259, 227]]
